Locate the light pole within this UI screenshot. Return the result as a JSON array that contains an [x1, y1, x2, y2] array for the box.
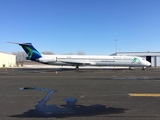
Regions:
[[114, 39, 118, 53]]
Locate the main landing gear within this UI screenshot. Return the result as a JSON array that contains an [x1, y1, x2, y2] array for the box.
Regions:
[[75, 65, 79, 71]]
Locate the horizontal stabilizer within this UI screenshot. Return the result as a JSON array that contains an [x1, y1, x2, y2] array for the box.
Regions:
[[7, 41, 32, 46]]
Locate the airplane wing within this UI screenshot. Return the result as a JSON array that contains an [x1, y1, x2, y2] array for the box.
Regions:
[[58, 60, 96, 66]]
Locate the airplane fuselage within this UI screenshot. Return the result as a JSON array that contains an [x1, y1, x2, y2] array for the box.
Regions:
[[37, 55, 151, 67]]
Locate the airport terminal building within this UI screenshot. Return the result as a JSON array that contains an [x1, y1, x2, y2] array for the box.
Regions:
[[0, 52, 16, 68], [111, 52, 160, 67]]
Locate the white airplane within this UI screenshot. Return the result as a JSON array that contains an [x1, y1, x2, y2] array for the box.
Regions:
[[9, 42, 151, 70]]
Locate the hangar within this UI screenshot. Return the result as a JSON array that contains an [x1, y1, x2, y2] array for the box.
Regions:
[[0, 52, 16, 68], [111, 52, 160, 67]]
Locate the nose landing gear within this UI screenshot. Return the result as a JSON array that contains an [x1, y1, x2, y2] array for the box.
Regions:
[[142, 66, 146, 70]]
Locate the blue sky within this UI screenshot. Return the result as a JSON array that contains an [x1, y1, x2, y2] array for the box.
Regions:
[[0, 0, 160, 55]]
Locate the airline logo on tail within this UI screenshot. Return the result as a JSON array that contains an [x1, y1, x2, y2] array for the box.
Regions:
[[21, 43, 42, 60], [23, 45, 42, 60]]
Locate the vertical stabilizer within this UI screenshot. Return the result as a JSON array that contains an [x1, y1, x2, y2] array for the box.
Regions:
[[19, 43, 42, 60], [8, 42, 42, 60]]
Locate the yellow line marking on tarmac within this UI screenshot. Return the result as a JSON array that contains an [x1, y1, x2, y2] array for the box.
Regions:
[[129, 93, 160, 97]]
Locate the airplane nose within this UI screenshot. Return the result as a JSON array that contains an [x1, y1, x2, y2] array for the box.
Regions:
[[146, 61, 151, 67]]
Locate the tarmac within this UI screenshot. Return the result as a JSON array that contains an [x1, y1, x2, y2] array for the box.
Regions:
[[0, 67, 160, 120]]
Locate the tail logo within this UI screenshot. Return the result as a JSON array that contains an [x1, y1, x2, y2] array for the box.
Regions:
[[26, 46, 33, 59], [24, 46, 42, 60]]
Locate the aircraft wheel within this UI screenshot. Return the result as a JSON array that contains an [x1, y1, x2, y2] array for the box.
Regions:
[[142, 67, 146, 70], [75, 66, 79, 70]]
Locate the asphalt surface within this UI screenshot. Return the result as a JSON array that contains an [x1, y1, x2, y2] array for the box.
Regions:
[[0, 67, 160, 120]]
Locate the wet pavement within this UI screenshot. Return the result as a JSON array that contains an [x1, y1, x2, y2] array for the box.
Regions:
[[0, 68, 160, 120]]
